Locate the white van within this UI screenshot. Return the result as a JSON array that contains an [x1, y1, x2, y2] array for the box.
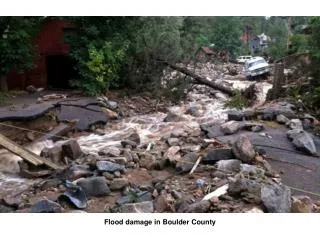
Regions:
[[243, 56, 269, 79], [236, 56, 252, 63]]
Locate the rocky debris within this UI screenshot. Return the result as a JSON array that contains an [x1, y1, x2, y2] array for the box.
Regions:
[[77, 177, 111, 197], [98, 147, 121, 157], [228, 178, 262, 203], [287, 129, 317, 155], [96, 160, 125, 173], [176, 152, 199, 173], [167, 138, 180, 146], [138, 153, 157, 170], [261, 109, 275, 121], [31, 199, 63, 213], [215, 159, 241, 173], [101, 107, 118, 120], [241, 122, 264, 132], [62, 140, 83, 160], [240, 164, 265, 176], [119, 201, 154, 213], [221, 121, 240, 135], [121, 140, 137, 148], [164, 111, 186, 122], [164, 146, 181, 164], [291, 195, 313, 213], [228, 110, 244, 121], [202, 148, 235, 164], [109, 178, 129, 191], [65, 164, 93, 181], [287, 119, 303, 130], [179, 200, 211, 213], [154, 194, 174, 212], [243, 110, 257, 120], [261, 184, 291, 213], [232, 135, 256, 163], [186, 105, 202, 117], [58, 181, 88, 209], [276, 114, 289, 124], [40, 146, 63, 165], [116, 189, 152, 205]]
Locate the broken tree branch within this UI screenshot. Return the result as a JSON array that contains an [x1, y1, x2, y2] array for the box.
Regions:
[[163, 61, 236, 96]]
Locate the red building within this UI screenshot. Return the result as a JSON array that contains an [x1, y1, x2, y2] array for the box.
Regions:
[[6, 18, 76, 90]]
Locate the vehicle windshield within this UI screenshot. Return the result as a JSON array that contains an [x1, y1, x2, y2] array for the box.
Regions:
[[248, 59, 266, 68]]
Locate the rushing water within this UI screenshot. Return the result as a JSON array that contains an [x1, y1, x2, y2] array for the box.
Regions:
[[0, 79, 272, 197]]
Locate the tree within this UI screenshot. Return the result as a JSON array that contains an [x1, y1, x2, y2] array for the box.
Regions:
[[0, 17, 41, 91]]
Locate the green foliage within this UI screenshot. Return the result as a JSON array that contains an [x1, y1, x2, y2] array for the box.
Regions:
[[225, 90, 249, 110], [69, 41, 128, 95], [0, 17, 41, 76], [289, 34, 310, 54], [265, 17, 289, 59]]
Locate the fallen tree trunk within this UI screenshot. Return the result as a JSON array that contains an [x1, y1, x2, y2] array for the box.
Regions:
[[165, 62, 236, 96]]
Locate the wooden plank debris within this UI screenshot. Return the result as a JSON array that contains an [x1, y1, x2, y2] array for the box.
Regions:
[[0, 133, 61, 170]]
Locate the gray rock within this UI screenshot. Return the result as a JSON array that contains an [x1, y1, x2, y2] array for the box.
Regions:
[[241, 122, 264, 132], [114, 171, 121, 178], [113, 157, 127, 165], [109, 178, 129, 190], [215, 159, 241, 173], [228, 178, 262, 197], [221, 121, 240, 135], [123, 149, 133, 162], [138, 153, 157, 170], [180, 200, 211, 213], [228, 110, 244, 121], [167, 138, 180, 146], [276, 114, 289, 124], [121, 140, 137, 148], [186, 105, 202, 117], [287, 119, 303, 130], [31, 199, 63, 213], [202, 148, 235, 164], [119, 201, 154, 213], [107, 101, 118, 110], [164, 146, 181, 164], [232, 135, 256, 163], [66, 164, 93, 181], [98, 147, 121, 157], [77, 177, 111, 197], [244, 110, 257, 120], [261, 184, 291, 213], [62, 140, 83, 160], [103, 172, 114, 180], [164, 111, 186, 122], [261, 109, 275, 121], [287, 130, 317, 155], [40, 146, 63, 164], [96, 160, 125, 173], [240, 164, 265, 176], [176, 152, 199, 173], [180, 144, 201, 153], [291, 195, 313, 213]]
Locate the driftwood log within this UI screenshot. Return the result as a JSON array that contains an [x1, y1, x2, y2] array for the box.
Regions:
[[164, 62, 236, 96]]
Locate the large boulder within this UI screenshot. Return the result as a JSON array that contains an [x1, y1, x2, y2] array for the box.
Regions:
[[286, 119, 303, 130], [287, 129, 317, 156], [261, 184, 291, 213], [276, 114, 289, 124], [232, 135, 256, 163], [228, 110, 244, 121], [77, 177, 111, 197]]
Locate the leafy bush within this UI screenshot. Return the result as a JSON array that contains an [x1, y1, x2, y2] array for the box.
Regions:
[[225, 90, 249, 110], [70, 41, 128, 96]]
